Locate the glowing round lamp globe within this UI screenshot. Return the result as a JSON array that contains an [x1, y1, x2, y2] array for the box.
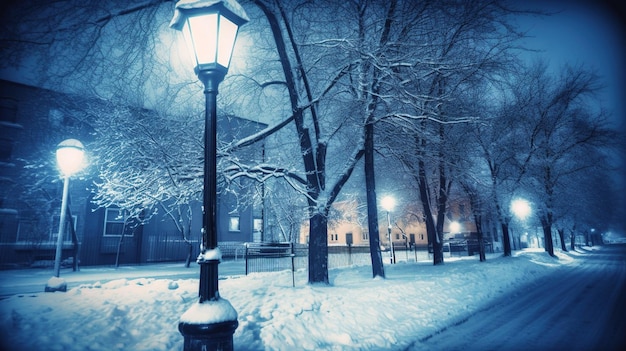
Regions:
[[449, 221, 461, 234], [381, 196, 396, 212], [56, 139, 85, 177], [511, 199, 531, 220]]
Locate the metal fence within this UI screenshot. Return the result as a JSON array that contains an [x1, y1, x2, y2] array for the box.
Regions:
[[145, 234, 197, 262], [242, 244, 444, 274]]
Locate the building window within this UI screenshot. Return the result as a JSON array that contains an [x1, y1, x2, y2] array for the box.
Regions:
[[420, 234, 424, 240], [395, 233, 400, 240], [229, 216, 240, 232], [253, 218, 263, 232], [362, 231, 369, 240], [50, 214, 77, 242], [103, 207, 131, 237]]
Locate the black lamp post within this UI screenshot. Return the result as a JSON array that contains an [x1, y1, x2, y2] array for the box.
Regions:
[[170, 1, 248, 350]]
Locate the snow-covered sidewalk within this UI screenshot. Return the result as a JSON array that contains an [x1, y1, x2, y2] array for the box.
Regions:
[[0, 260, 245, 297], [0, 248, 593, 351]]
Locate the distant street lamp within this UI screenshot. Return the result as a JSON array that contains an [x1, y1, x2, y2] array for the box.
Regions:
[[511, 199, 531, 221], [170, 1, 248, 350], [449, 221, 461, 234], [381, 196, 396, 264], [46, 139, 85, 292]]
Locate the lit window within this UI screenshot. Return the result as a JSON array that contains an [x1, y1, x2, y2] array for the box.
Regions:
[[229, 216, 240, 232]]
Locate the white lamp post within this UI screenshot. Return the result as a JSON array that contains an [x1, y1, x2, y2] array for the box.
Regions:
[[381, 196, 396, 264], [46, 139, 85, 292], [170, 1, 248, 350]]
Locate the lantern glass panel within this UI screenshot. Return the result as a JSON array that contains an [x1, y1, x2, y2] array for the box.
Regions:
[[216, 16, 238, 68], [186, 13, 219, 66]]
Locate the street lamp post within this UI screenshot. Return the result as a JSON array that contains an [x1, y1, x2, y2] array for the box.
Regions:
[[381, 196, 395, 264], [46, 139, 85, 292], [170, 1, 248, 350]]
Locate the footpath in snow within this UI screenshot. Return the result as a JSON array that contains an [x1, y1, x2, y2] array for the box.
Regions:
[[0, 247, 591, 351]]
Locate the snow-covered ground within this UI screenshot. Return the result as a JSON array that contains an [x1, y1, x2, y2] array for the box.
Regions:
[[0, 248, 590, 351]]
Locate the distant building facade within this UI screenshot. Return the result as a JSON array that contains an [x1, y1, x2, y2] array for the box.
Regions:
[[0, 80, 265, 268], [299, 197, 496, 256]]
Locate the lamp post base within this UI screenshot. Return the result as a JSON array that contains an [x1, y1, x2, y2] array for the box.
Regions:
[[44, 276, 67, 292], [178, 295, 238, 351], [179, 319, 238, 351]]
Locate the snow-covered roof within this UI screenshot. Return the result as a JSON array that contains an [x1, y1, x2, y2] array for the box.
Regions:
[[170, 0, 250, 30]]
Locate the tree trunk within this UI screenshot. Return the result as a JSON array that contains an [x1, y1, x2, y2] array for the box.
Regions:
[[558, 229, 567, 252], [434, 156, 449, 265], [115, 231, 125, 268], [185, 241, 193, 268], [364, 122, 385, 278], [501, 222, 512, 257], [541, 216, 555, 256], [417, 158, 443, 265], [570, 229, 576, 251], [475, 214, 486, 262], [308, 212, 329, 284]]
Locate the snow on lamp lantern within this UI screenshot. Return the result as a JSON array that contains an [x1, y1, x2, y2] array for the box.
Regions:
[[170, 1, 248, 350]]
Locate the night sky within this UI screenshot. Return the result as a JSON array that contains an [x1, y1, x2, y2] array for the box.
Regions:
[[519, 0, 625, 131]]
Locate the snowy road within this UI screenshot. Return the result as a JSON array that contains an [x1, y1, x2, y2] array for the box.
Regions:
[[410, 244, 626, 351]]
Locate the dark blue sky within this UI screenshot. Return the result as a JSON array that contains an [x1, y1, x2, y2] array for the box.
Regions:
[[519, 0, 625, 130]]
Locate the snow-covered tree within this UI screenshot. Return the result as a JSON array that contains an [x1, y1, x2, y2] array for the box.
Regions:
[[509, 62, 617, 256]]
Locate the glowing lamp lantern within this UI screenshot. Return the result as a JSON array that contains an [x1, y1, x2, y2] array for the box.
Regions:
[[171, 0, 249, 81]]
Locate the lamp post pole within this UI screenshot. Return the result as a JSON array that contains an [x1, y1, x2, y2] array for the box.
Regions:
[[170, 1, 248, 350], [387, 210, 395, 264], [198, 69, 223, 303], [381, 196, 395, 264], [52, 175, 71, 278], [46, 138, 85, 293]]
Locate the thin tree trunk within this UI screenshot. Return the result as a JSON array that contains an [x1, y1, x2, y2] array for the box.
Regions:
[[501, 222, 512, 257], [558, 229, 567, 252], [185, 242, 193, 268], [417, 157, 442, 265], [115, 221, 127, 268], [434, 154, 449, 264], [308, 212, 329, 284], [475, 214, 486, 262], [364, 122, 385, 278], [541, 216, 555, 256]]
